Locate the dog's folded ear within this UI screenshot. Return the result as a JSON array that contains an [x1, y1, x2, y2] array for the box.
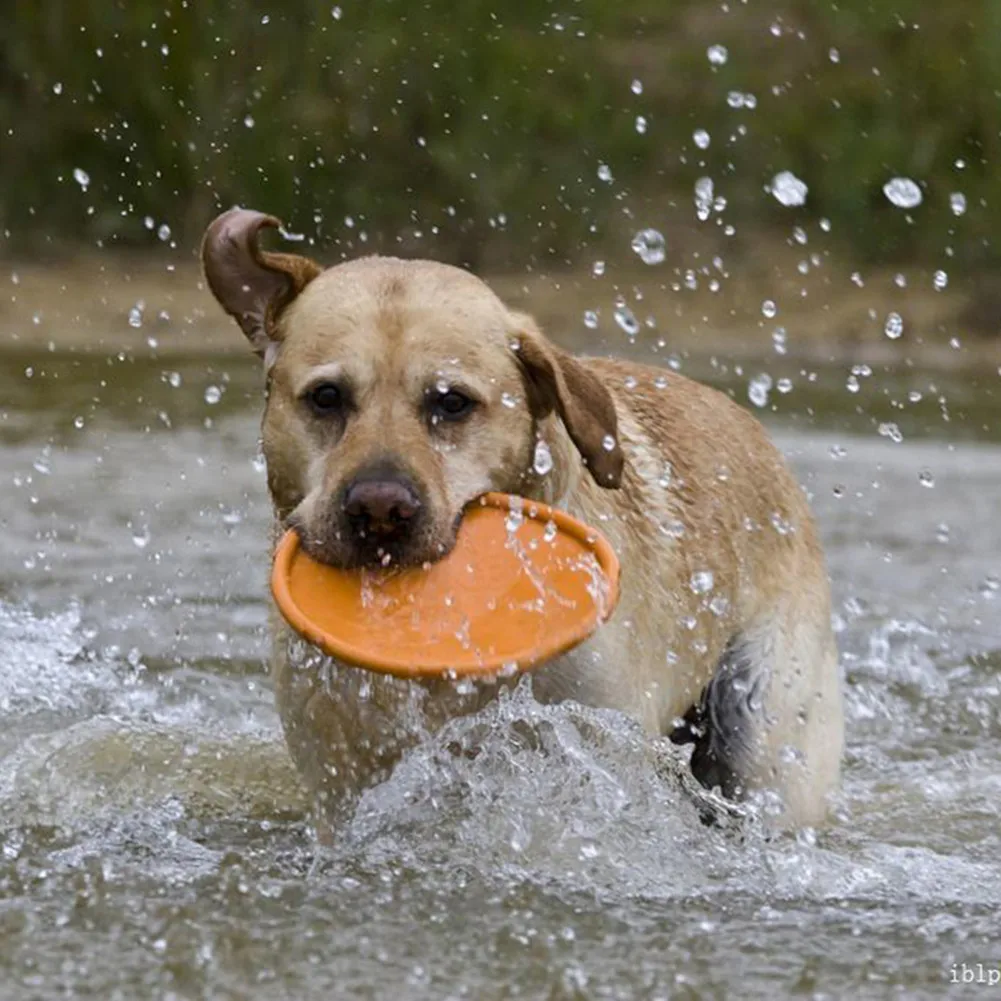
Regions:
[[512, 313, 624, 489], [201, 208, 322, 358]]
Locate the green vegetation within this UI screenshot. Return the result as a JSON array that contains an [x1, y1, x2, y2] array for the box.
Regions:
[[2, 0, 999, 270]]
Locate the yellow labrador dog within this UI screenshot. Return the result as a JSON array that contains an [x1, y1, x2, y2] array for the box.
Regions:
[[202, 208, 843, 837]]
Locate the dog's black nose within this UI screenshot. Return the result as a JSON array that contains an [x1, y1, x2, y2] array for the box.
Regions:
[[342, 478, 421, 539]]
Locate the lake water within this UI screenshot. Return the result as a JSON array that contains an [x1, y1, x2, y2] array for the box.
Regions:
[[2, 344, 1000, 999]]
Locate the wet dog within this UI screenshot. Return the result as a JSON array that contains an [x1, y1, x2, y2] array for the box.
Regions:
[[202, 208, 844, 838]]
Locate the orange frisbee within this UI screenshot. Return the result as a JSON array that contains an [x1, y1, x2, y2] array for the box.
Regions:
[[270, 492, 620, 679]]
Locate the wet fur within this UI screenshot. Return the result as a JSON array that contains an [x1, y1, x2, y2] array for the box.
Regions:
[[203, 210, 844, 837]]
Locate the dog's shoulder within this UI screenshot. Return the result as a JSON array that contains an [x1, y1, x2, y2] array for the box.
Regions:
[[575, 355, 817, 562], [582, 356, 782, 479]]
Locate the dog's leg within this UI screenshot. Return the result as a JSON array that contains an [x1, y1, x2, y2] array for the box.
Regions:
[[669, 637, 761, 802], [671, 606, 843, 826]]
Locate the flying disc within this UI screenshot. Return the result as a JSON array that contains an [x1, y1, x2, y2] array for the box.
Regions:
[[270, 492, 620, 679]]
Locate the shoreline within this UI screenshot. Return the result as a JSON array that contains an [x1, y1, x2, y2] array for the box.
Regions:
[[3, 252, 999, 374]]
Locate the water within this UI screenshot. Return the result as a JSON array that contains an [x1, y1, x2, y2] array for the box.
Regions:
[[2, 346, 1000, 998]]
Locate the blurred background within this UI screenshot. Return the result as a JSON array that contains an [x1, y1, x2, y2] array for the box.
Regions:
[[3, 0, 1001, 360]]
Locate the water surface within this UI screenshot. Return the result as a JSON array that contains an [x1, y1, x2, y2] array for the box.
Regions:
[[2, 346, 999, 999]]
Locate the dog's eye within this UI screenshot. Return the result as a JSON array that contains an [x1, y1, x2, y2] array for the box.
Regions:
[[308, 383, 343, 413], [431, 390, 476, 422]]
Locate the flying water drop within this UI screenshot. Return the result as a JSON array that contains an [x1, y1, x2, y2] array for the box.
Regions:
[[630, 228, 666, 265], [884, 312, 904, 339], [707, 44, 728, 66], [883, 177, 922, 209], [748, 374, 772, 407], [613, 302, 640, 338], [533, 441, 553, 476], [770, 171, 808, 207]]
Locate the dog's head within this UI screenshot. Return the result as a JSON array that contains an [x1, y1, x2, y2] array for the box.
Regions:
[[202, 209, 623, 569]]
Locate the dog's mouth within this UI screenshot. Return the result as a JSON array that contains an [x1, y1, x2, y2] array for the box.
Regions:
[[287, 512, 462, 572]]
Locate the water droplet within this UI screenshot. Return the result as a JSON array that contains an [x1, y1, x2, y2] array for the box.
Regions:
[[583, 310, 599, 329], [846, 374, 860, 394], [707, 44, 729, 66], [772, 328, 788, 354], [694, 177, 714, 221], [726, 90, 756, 109], [630, 228, 666, 265], [72, 167, 90, 191], [505, 498, 524, 534], [533, 440, 553, 476], [693, 128, 710, 149], [244, 114, 255, 129], [634, 115, 648, 135], [933, 270, 948, 291], [601, 434, 616, 452], [884, 312, 904, 339], [883, 177, 922, 209], [748, 373, 772, 407], [950, 192, 967, 216], [204, 385, 222, 405], [630, 79, 644, 95], [73, 415, 85, 429], [597, 163, 613, 184], [128, 302, 145, 328], [709, 594, 730, 617], [770, 171, 808, 207], [690, 570, 714, 594], [260, 13, 270, 24], [157, 223, 172, 242], [770, 512, 792, 536], [829, 47, 840, 63], [659, 519, 685, 539], [761, 299, 777, 319], [543, 520, 558, 543], [613, 302, 640, 337], [776, 377, 793, 394], [918, 469, 935, 488], [878, 422, 903, 443], [592, 260, 606, 277], [331, 5, 342, 19], [132, 527, 151, 549]]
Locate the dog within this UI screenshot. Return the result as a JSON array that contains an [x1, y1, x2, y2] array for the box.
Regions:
[[202, 207, 844, 838]]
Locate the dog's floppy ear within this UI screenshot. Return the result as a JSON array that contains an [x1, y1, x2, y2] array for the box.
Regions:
[[512, 312, 624, 489], [201, 208, 322, 358]]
